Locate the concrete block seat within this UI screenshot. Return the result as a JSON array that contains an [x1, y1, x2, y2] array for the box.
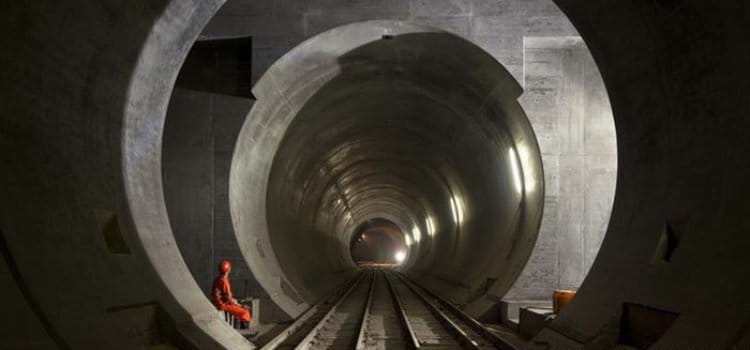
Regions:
[[499, 300, 560, 340], [500, 300, 553, 331], [519, 306, 555, 339], [218, 298, 260, 338]]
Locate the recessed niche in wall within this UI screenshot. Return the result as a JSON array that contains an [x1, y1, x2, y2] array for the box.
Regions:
[[280, 279, 304, 305], [651, 223, 680, 264], [256, 239, 266, 258], [617, 302, 679, 349], [94, 209, 131, 255]]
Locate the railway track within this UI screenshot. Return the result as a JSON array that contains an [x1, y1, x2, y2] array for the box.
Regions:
[[261, 269, 517, 350]]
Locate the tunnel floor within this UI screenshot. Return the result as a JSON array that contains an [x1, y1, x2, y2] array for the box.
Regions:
[[253, 268, 525, 349]]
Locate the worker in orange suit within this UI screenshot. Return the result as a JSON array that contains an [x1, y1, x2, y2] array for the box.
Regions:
[[212, 259, 251, 327]]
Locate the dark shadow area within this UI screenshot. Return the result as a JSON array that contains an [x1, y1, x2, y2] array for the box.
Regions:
[[0, 228, 70, 349], [175, 36, 254, 98], [617, 303, 679, 349]]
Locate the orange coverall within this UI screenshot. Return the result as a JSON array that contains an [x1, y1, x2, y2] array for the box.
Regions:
[[211, 275, 251, 322]]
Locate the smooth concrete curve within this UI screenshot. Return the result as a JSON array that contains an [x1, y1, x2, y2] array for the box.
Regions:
[[230, 20, 544, 318], [0, 1, 252, 349]]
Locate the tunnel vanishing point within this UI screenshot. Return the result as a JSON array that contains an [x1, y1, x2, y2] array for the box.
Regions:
[[1, 0, 750, 349]]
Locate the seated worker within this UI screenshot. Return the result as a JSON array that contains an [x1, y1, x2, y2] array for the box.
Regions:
[[212, 259, 251, 328]]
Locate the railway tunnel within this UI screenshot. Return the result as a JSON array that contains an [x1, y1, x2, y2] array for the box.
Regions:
[[229, 20, 545, 319], [2, 0, 750, 349]]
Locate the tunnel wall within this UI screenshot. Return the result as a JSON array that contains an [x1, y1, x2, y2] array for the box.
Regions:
[[0, 234, 57, 349], [504, 37, 617, 301], [203, 0, 578, 85], [163, 88, 258, 297], [163, 87, 291, 323], [0, 1, 254, 349], [528, 0, 750, 348]]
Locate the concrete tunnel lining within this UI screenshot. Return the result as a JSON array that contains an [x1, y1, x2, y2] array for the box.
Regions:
[[230, 20, 545, 318]]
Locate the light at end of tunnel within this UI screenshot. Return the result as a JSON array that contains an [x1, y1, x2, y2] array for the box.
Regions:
[[395, 250, 406, 264], [509, 148, 523, 195]]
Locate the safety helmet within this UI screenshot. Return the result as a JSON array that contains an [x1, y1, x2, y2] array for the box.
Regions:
[[218, 259, 232, 274]]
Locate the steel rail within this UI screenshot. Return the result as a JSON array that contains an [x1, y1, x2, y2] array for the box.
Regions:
[[261, 273, 364, 350], [383, 270, 421, 349], [293, 270, 369, 350], [390, 270, 480, 350], [354, 269, 377, 350], [395, 272, 520, 350]]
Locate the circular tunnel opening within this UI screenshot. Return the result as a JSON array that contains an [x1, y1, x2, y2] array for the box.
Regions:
[[349, 218, 408, 267], [231, 20, 545, 317]]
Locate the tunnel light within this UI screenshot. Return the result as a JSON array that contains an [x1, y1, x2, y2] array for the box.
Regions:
[[395, 251, 406, 263], [450, 195, 464, 225], [509, 148, 523, 195], [412, 225, 422, 243], [404, 235, 412, 246], [425, 216, 436, 236], [517, 144, 536, 193]]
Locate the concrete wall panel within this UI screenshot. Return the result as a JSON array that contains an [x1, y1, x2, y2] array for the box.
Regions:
[[507, 36, 616, 302]]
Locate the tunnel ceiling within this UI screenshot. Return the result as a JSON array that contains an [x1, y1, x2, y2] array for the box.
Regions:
[[230, 20, 544, 317]]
